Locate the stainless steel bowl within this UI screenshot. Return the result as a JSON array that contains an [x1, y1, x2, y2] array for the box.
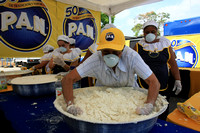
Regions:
[[63, 113, 158, 133], [54, 87, 168, 133], [4, 70, 33, 81], [12, 82, 56, 96], [10, 74, 57, 96]]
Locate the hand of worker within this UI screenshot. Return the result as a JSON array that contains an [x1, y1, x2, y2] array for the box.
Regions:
[[53, 56, 66, 67], [173, 80, 182, 95], [66, 105, 83, 116], [136, 103, 153, 115], [29, 66, 35, 70]]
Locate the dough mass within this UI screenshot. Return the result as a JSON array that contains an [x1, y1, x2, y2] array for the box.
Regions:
[[55, 87, 168, 123]]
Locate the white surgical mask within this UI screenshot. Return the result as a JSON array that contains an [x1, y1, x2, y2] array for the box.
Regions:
[[59, 47, 67, 53], [103, 54, 119, 68], [145, 33, 156, 43]]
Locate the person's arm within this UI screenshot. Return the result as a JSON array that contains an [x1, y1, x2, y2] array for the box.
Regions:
[[144, 73, 160, 105], [70, 60, 78, 67], [61, 69, 81, 104], [34, 61, 49, 69], [48, 58, 55, 69], [133, 51, 160, 115], [61, 69, 83, 116], [51, 56, 70, 71], [79, 50, 92, 64], [168, 47, 181, 80], [133, 45, 137, 51], [62, 64, 70, 72], [168, 46, 182, 95], [136, 73, 160, 115]]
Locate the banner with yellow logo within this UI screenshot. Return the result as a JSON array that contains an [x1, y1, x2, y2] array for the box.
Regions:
[[57, 1, 101, 51], [166, 34, 200, 68], [0, 0, 101, 57]]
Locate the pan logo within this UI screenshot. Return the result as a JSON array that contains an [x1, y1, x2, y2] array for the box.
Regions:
[[105, 32, 114, 41], [63, 6, 97, 50], [171, 39, 198, 68], [0, 0, 52, 52]]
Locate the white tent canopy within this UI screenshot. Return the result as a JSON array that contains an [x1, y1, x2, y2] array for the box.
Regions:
[[56, 0, 162, 16]]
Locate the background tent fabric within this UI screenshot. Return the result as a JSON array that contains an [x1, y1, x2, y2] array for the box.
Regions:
[[56, 0, 162, 16]]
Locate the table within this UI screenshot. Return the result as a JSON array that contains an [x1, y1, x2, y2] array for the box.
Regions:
[[179, 68, 200, 97], [0, 91, 199, 133], [167, 92, 200, 132]]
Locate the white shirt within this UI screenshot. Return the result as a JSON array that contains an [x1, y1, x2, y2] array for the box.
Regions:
[[52, 48, 82, 62], [40, 52, 53, 62], [138, 36, 171, 52], [76, 46, 152, 87], [63, 48, 82, 62]]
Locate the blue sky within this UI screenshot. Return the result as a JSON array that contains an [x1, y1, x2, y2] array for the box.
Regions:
[[113, 0, 200, 36]]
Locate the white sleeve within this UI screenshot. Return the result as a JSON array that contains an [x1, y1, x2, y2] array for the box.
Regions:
[[40, 53, 52, 61], [76, 52, 99, 78], [88, 43, 98, 53], [63, 48, 82, 62], [133, 53, 152, 80]]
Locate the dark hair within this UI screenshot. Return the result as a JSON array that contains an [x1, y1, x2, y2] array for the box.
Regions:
[[48, 49, 54, 53], [64, 41, 70, 44], [144, 25, 157, 31]]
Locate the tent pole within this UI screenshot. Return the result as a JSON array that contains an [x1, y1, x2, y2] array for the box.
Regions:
[[109, 15, 111, 24]]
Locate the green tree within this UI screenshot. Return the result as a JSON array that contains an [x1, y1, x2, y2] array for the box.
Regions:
[[101, 13, 115, 28], [131, 23, 143, 37], [131, 11, 170, 37]]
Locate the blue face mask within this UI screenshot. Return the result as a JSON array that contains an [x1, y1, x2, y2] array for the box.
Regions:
[[59, 47, 67, 53], [103, 54, 119, 68], [145, 33, 156, 43]]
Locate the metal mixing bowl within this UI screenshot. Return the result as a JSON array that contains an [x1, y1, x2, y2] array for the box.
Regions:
[[11, 82, 56, 96], [4, 70, 33, 82], [10, 75, 57, 96], [54, 87, 168, 133]]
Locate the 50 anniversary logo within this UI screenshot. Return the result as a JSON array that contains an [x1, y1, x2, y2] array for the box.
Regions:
[[63, 6, 97, 50], [0, 0, 52, 52]]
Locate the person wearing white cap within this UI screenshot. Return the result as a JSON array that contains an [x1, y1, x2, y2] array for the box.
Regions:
[[30, 44, 54, 74], [134, 20, 182, 120], [49, 35, 81, 74], [61, 28, 160, 116], [69, 38, 76, 48]]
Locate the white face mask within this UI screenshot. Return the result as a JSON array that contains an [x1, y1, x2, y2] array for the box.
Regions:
[[59, 47, 67, 53], [145, 33, 156, 43], [103, 54, 119, 68]]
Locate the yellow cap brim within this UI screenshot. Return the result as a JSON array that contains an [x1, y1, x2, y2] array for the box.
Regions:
[[97, 42, 124, 51]]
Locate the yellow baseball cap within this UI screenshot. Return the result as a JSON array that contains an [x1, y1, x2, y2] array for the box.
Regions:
[[97, 28, 125, 51]]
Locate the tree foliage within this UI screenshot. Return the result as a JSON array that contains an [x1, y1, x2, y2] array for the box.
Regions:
[[131, 11, 170, 37], [101, 13, 115, 28]]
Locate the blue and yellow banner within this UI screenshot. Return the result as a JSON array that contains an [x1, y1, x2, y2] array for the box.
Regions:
[[57, 2, 100, 51], [166, 34, 200, 69], [0, 0, 101, 57], [2, 0, 47, 9]]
